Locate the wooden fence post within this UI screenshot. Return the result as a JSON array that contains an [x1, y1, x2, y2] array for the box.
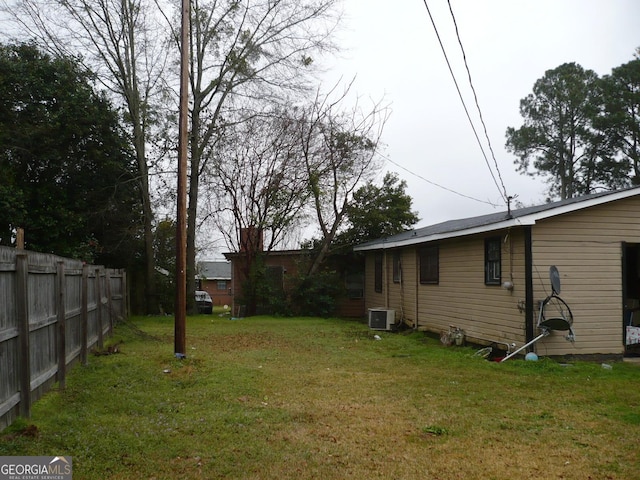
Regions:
[[56, 261, 67, 389], [122, 270, 128, 321], [81, 264, 89, 365], [16, 228, 24, 249], [106, 269, 113, 333], [95, 267, 103, 349], [16, 253, 31, 418]]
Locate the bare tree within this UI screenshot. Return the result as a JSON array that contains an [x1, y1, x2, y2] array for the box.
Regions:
[[2, 0, 170, 313], [200, 107, 312, 315], [205, 109, 311, 254], [174, 0, 340, 309], [297, 84, 390, 275]]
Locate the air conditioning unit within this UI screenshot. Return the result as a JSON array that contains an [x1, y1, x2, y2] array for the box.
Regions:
[[368, 308, 395, 331]]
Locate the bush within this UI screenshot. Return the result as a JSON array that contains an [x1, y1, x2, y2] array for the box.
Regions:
[[289, 271, 343, 317]]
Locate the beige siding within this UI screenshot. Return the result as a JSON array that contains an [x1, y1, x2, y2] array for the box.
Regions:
[[416, 230, 528, 347], [384, 248, 418, 326], [401, 248, 418, 325], [363, 195, 640, 356], [530, 195, 640, 355], [364, 249, 418, 327], [363, 251, 385, 310]]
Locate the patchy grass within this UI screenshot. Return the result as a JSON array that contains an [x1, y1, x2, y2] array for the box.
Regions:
[[2, 315, 640, 479]]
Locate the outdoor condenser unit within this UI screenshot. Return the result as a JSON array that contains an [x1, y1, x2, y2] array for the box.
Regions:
[[368, 308, 395, 331]]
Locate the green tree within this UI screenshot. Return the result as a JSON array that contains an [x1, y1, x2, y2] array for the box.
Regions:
[[0, 43, 142, 263], [3, 0, 167, 314], [599, 58, 640, 185], [505, 62, 626, 200], [337, 172, 420, 247]]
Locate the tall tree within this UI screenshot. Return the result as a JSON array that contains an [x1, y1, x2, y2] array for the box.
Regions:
[[505, 62, 624, 199], [0, 42, 141, 262], [179, 0, 340, 311], [2, 0, 169, 313], [599, 58, 640, 185]]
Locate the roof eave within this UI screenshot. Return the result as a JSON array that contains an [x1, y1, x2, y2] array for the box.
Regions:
[[354, 187, 640, 252], [354, 217, 533, 251]]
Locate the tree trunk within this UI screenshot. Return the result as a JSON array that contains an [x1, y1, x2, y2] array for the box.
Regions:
[[186, 161, 199, 314], [186, 105, 201, 315], [134, 121, 158, 314]]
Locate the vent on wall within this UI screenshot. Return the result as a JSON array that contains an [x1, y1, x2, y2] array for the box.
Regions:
[[368, 308, 395, 331]]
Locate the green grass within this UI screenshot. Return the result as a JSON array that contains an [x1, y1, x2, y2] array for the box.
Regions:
[[2, 315, 640, 479]]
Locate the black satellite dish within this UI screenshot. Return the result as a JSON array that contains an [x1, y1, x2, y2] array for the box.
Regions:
[[549, 265, 561, 295]]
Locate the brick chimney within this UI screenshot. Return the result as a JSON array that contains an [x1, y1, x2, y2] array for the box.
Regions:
[[239, 227, 264, 253]]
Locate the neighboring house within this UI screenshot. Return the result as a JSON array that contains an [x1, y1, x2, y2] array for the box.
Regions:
[[223, 229, 365, 317], [196, 261, 232, 307], [223, 249, 307, 316], [354, 187, 640, 358]]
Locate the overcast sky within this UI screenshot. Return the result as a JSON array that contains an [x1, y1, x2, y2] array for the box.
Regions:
[[323, 0, 640, 228]]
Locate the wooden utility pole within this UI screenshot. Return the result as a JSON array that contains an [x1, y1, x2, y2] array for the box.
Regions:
[[175, 0, 190, 357]]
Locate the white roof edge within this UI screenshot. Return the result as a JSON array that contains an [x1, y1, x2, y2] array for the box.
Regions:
[[521, 187, 640, 221], [354, 217, 533, 251], [354, 187, 640, 251]]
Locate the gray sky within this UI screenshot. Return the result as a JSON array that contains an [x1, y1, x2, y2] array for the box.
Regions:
[[323, 0, 640, 228]]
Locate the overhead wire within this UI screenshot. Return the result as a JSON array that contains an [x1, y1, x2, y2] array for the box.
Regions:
[[379, 152, 500, 207], [445, 0, 509, 203], [420, 0, 509, 205]]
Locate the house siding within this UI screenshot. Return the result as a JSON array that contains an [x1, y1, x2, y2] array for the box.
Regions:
[[384, 248, 418, 326], [359, 190, 640, 357], [387, 251, 401, 320], [403, 248, 418, 326], [364, 251, 386, 311], [530, 195, 640, 355], [415, 230, 528, 347]]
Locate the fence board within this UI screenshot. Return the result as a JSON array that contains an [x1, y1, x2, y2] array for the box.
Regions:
[[0, 246, 127, 430]]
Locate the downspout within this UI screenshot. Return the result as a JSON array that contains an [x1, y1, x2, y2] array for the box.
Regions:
[[384, 250, 390, 308], [524, 226, 535, 345], [415, 248, 419, 329], [622, 242, 628, 347]]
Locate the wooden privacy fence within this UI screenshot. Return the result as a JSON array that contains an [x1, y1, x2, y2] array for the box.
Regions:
[[0, 246, 127, 430]]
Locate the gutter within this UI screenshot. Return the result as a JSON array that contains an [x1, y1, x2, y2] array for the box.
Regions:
[[354, 217, 533, 252]]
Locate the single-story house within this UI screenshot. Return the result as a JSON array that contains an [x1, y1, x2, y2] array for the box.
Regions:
[[223, 229, 365, 317], [196, 261, 232, 307], [354, 187, 640, 358]]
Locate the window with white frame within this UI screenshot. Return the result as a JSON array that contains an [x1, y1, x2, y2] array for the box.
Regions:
[[484, 236, 501, 285]]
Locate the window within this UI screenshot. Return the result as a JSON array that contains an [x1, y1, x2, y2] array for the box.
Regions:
[[374, 253, 383, 293], [419, 246, 439, 284], [485, 236, 502, 285], [266, 265, 284, 293], [217, 280, 227, 290], [346, 272, 364, 299], [392, 251, 402, 283]]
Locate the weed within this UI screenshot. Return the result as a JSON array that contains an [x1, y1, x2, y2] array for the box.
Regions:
[[422, 425, 447, 436]]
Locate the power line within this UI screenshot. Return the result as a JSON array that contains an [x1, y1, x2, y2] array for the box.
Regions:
[[446, 0, 509, 203], [420, 0, 508, 204], [380, 152, 500, 207]]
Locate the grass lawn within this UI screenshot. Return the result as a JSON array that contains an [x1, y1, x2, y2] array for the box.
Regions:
[[2, 313, 640, 479]]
